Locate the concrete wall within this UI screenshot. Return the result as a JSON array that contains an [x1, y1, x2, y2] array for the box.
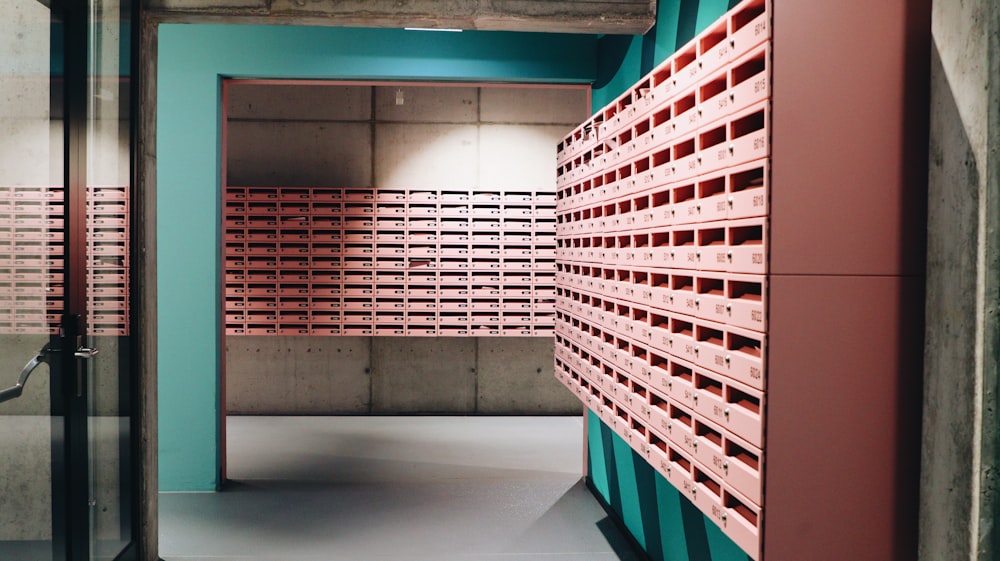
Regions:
[[919, 0, 1000, 559], [223, 82, 585, 415], [227, 336, 570, 414]]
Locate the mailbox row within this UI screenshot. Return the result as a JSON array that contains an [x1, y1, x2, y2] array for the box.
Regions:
[[226, 186, 555, 205], [558, 41, 770, 180], [223, 270, 555, 285], [228, 324, 554, 337], [557, 218, 767, 277], [555, 267, 765, 332], [554, 351, 762, 560], [557, 158, 767, 228], [224, 242, 557, 259], [225, 202, 556, 219], [557, 0, 769, 166], [555, 299, 765, 392], [555, 320, 763, 450], [558, 99, 770, 206]]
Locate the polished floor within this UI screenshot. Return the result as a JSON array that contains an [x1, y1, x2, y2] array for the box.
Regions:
[[159, 416, 642, 561]]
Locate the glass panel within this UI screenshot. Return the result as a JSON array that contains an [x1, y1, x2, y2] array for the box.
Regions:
[[86, 0, 133, 558], [0, 0, 63, 559]]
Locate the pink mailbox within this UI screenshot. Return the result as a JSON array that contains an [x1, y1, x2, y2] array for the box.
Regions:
[[721, 487, 762, 560], [667, 402, 697, 455], [695, 274, 728, 323], [725, 273, 766, 332], [698, 223, 729, 272], [727, 102, 769, 167], [633, 269, 653, 306], [672, 87, 700, 139], [672, 227, 699, 268], [631, 306, 651, 345], [627, 380, 652, 424], [726, 159, 768, 220], [692, 369, 726, 421], [726, 218, 767, 274], [697, 174, 729, 224], [669, 316, 698, 364], [672, 133, 700, 183], [648, 387, 672, 438], [692, 465, 727, 532], [723, 325, 765, 391], [698, 18, 731, 76], [667, 358, 697, 409], [649, 57, 675, 106], [698, 69, 731, 130], [719, 379, 765, 449], [648, 187, 672, 229], [692, 419, 726, 484], [649, 312, 672, 355], [672, 40, 701, 95], [670, 273, 696, 316], [669, 445, 697, 496], [648, 105, 676, 159], [695, 320, 729, 374], [647, 431, 672, 480], [728, 0, 768, 59], [649, 272, 672, 311], [718, 435, 763, 505], [671, 182, 698, 225], [648, 230, 673, 269], [647, 351, 671, 394], [729, 42, 769, 115], [698, 120, 731, 175]]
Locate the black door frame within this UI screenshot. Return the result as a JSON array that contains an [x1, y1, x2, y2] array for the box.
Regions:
[[48, 0, 143, 557]]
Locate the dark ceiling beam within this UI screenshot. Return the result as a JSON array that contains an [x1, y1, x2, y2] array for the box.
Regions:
[[143, 0, 657, 35]]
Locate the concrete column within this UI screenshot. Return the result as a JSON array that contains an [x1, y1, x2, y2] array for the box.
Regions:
[[920, 1, 1000, 560]]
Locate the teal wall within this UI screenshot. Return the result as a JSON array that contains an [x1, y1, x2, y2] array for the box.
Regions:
[[156, 24, 597, 491], [588, 412, 752, 561], [586, 1, 750, 559], [592, 0, 737, 112]]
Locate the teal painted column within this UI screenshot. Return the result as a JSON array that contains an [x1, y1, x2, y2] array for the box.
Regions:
[[156, 24, 596, 491]]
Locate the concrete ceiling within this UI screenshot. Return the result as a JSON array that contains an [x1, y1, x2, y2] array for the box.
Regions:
[[144, 0, 657, 35]]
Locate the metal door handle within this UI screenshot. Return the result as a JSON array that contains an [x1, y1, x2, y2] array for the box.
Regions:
[[0, 347, 54, 404], [74, 347, 99, 359]]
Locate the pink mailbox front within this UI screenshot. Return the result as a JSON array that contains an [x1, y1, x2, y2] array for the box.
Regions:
[[729, 42, 770, 114], [692, 466, 727, 533], [726, 218, 767, 274], [671, 40, 701, 96], [725, 273, 766, 332], [727, 101, 769, 167], [696, 274, 728, 324], [697, 224, 728, 272], [647, 387, 672, 440], [717, 435, 763, 506], [694, 320, 728, 374], [667, 358, 697, 409], [722, 380, 764, 448], [728, 0, 769, 60], [692, 369, 726, 421], [697, 18, 731, 78], [721, 487, 762, 560], [723, 325, 766, 391], [671, 133, 700, 183], [726, 159, 768, 220]]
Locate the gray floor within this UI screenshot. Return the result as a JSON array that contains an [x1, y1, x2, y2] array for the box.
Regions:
[[159, 416, 642, 561]]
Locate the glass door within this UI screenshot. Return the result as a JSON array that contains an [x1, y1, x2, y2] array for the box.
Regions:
[[85, 0, 134, 558], [0, 0, 136, 557], [0, 0, 69, 557]]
